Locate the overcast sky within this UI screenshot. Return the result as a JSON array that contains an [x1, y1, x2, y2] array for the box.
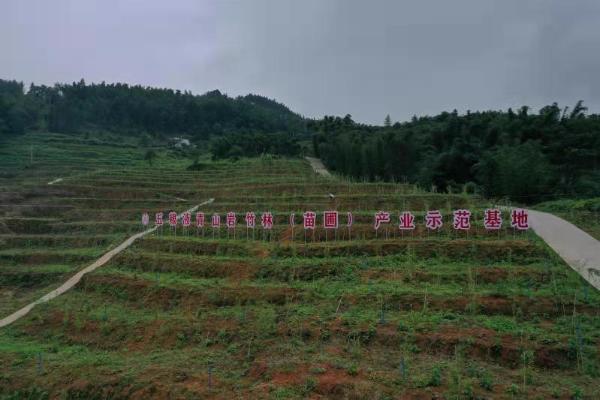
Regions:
[[2, 1, 599, 124]]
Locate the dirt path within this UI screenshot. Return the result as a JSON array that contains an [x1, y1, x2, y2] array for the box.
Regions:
[[528, 209, 600, 291], [305, 156, 331, 177], [47, 177, 63, 185], [0, 198, 214, 328]]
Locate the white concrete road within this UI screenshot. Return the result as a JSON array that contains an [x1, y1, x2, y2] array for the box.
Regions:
[[528, 209, 600, 291]]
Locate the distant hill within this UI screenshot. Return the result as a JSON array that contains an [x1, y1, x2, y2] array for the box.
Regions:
[[0, 79, 305, 138]]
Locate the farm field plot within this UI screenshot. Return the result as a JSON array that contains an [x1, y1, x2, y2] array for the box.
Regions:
[[0, 133, 599, 399]]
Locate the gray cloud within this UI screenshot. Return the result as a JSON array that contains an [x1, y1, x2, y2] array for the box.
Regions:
[[2, 0, 599, 124]]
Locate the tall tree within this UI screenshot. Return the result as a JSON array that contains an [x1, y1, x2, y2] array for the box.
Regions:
[[313, 101, 600, 202], [384, 114, 392, 127]]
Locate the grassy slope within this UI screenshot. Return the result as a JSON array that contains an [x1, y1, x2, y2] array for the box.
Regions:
[[0, 132, 599, 399]]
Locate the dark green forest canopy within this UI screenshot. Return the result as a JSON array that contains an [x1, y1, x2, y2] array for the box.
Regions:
[[0, 79, 305, 137], [310, 108, 600, 202]]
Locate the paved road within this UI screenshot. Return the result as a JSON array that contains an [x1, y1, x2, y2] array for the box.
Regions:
[[305, 156, 331, 177], [0, 199, 214, 328], [528, 209, 600, 291]]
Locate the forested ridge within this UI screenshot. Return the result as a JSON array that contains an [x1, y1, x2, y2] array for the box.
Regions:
[[311, 107, 600, 203], [0, 79, 304, 137], [1, 78, 598, 202]]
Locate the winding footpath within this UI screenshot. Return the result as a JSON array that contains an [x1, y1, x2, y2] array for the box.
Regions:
[[305, 156, 332, 177], [47, 177, 63, 185], [0, 198, 214, 328]]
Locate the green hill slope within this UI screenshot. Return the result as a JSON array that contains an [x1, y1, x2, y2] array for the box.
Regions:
[[0, 133, 599, 399]]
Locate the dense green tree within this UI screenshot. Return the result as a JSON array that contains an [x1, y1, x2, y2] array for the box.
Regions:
[[313, 102, 600, 202], [0, 79, 305, 139], [0, 80, 28, 134], [475, 142, 554, 202], [144, 149, 157, 166], [210, 132, 301, 160]]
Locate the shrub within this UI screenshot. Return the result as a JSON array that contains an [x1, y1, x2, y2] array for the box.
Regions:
[[187, 161, 208, 171], [571, 386, 583, 400], [507, 383, 519, 396], [463, 181, 477, 195], [347, 364, 359, 376], [1, 388, 49, 400], [303, 377, 317, 394], [479, 371, 493, 391], [428, 365, 442, 387]]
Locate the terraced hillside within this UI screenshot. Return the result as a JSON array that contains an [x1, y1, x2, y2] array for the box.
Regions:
[[1, 133, 599, 399]]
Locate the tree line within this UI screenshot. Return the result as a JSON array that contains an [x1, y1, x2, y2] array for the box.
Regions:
[[2, 78, 598, 202], [0, 79, 304, 138], [311, 105, 599, 203], [210, 132, 302, 160]]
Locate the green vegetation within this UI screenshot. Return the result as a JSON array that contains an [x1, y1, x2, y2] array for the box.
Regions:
[[0, 132, 599, 399], [0, 79, 304, 138], [311, 105, 600, 202], [3, 77, 598, 202], [210, 132, 303, 160]]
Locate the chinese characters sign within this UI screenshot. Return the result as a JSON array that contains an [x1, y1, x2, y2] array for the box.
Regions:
[[144, 209, 529, 234]]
